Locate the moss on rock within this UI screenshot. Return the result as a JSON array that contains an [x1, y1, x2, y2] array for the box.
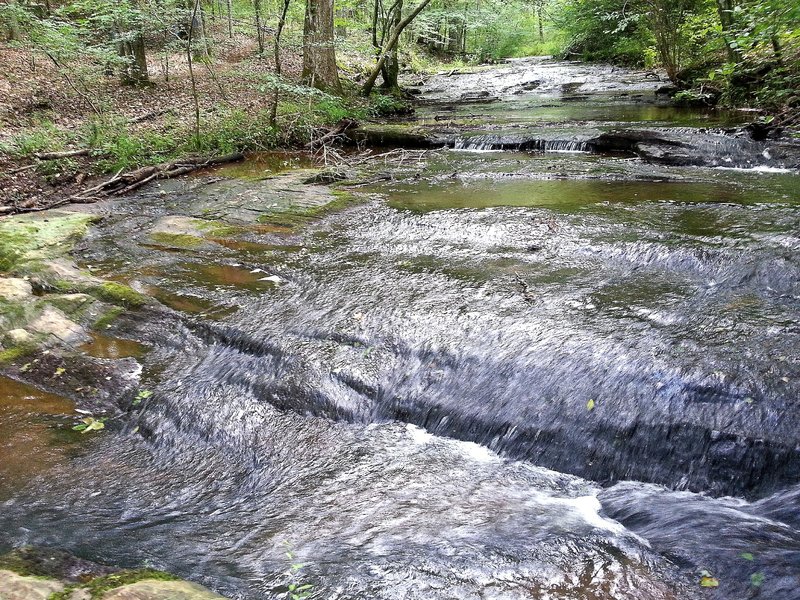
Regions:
[[49, 569, 180, 600], [148, 232, 205, 250], [0, 212, 96, 274], [257, 189, 362, 229], [89, 283, 149, 308]]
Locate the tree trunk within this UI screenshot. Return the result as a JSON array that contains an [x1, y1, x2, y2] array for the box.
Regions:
[[119, 32, 149, 86], [649, 0, 685, 82], [714, 0, 741, 62], [445, 15, 461, 54], [5, 1, 21, 41], [254, 0, 264, 53], [362, 0, 433, 96], [537, 1, 544, 42], [380, 0, 402, 90], [302, 0, 342, 94], [226, 0, 233, 38]]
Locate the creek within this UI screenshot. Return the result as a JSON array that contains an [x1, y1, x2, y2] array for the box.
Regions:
[[1, 58, 799, 599]]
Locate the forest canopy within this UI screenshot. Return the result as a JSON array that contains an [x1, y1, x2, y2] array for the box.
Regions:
[[1, 0, 797, 103]]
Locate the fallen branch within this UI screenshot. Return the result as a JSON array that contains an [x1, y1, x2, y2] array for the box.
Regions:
[[6, 164, 38, 175], [128, 107, 175, 124], [8, 153, 244, 215], [33, 149, 91, 160], [307, 118, 359, 150]]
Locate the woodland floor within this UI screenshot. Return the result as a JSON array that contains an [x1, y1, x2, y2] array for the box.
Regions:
[[0, 30, 360, 211]]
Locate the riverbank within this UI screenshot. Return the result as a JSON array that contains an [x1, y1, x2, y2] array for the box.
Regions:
[[0, 35, 410, 214], [3, 31, 798, 216]]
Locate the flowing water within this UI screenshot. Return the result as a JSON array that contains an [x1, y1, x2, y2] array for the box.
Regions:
[[2, 59, 800, 599]]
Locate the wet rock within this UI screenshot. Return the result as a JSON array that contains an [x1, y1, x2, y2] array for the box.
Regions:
[[0, 547, 118, 582], [39, 259, 99, 286], [49, 293, 95, 316], [28, 306, 88, 345], [0, 570, 64, 599], [0, 277, 33, 301], [459, 91, 499, 103], [302, 170, 351, 185], [148, 216, 219, 250], [655, 84, 679, 96], [102, 580, 227, 599]]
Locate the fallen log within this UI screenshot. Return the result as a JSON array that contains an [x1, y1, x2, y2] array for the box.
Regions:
[[82, 153, 244, 197], [7, 153, 244, 215]]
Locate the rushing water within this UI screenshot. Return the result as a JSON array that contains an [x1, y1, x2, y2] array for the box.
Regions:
[[2, 59, 800, 599]]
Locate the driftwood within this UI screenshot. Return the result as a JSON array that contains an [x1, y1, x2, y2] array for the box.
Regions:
[[10, 153, 244, 214]]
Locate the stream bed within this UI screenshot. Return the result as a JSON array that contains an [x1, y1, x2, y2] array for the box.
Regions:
[[1, 58, 799, 599]]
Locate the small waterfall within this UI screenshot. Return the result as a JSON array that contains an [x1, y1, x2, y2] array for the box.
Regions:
[[453, 134, 591, 153]]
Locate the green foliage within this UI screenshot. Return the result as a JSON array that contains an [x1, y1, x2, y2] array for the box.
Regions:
[[72, 416, 106, 433], [556, 0, 653, 66], [9, 127, 63, 158], [368, 93, 411, 116], [94, 306, 125, 329], [133, 389, 153, 406], [283, 545, 314, 600]]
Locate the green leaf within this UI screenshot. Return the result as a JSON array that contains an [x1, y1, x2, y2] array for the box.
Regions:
[[133, 389, 153, 406], [54, 367, 66, 376], [751, 572, 765, 587], [699, 575, 719, 588], [740, 552, 754, 561], [73, 416, 105, 434], [587, 399, 595, 411]]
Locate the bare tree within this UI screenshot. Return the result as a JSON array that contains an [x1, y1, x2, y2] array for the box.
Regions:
[[253, 0, 264, 53], [270, 0, 292, 125], [362, 0, 433, 96]]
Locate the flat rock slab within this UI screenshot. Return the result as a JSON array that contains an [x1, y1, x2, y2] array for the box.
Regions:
[[28, 306, 88, 345], [0, 569, 64, 599], [155, 171, 338, 224], [102, 580, 226, 600], [0, 278, 33, 301]]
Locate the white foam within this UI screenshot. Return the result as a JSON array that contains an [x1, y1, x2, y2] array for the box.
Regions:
[[715, 165, 794, 174]]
